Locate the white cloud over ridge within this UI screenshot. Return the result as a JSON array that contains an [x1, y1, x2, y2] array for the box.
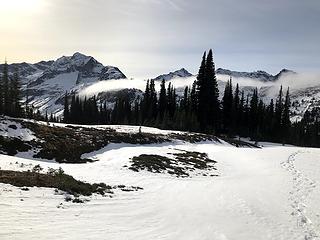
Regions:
[[79, 71, 320, 99]]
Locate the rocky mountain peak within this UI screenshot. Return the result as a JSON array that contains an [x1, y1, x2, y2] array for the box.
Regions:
[[153, 68, 193, 81]]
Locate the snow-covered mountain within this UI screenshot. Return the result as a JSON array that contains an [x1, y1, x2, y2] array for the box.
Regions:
[[152, 68, 193, 81], [216, 68, 296, 82], [0, 52, 127, 116], [1, 53, 318, 121]]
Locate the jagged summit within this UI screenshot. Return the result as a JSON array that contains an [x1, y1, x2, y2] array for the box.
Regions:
[[48, 52, 126, 79], [50, 52, 97, 72], [152, 68, 193, 81]]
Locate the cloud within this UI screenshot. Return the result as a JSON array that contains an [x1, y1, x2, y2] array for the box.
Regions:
[[79, 71, 320, 102]]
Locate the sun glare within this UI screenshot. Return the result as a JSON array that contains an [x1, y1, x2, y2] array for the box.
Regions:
[[0, 0, 41, 12]]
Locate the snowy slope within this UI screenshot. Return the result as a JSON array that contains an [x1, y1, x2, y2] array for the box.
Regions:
[[0, 120, 318, 239], [0, 124, 319, 239]]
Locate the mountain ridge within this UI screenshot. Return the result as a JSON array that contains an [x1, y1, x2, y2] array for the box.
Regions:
[[0, 52, 311, 122], [216, 68, 296, 81]]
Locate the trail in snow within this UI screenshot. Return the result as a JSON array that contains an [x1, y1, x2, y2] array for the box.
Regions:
[[281, 151, 319, 240], [0, 141, 320, 240]]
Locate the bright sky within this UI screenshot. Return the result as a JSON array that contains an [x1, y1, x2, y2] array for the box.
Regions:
[[0, 0, 319, 78]]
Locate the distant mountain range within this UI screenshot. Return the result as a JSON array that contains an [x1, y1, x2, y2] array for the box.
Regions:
[[150, 67, 296, 82], [0, 52, 316, 121], [216, 68, 296, 82]]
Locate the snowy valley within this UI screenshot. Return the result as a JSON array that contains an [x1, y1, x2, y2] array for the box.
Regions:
[[0, 117, 320, 239], [1, 0, 320, 239]]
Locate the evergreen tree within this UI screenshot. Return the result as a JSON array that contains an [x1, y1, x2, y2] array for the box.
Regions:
[[142, 80, 150, 123], [2, 61, 9, 114], [195, 52, 207, 131], [63, 91, 69, 123], [10, 68, 22, 117], [249, 88, 259, 138], [190, 81, 197, 113], [266, 99, 275, 139], [159, 79, 167, 120], [238, 91, 245, 134], [149, 79, 158, 120], [196, 49, 219, 133], [222, 78, 233, 133], [282, 87, 291, 142], [275, 85, 284, 140], [204, 49, 220, 132], [232, 83, 240, 134]]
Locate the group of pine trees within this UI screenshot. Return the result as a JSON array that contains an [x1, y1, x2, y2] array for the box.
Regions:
[[63, 93, 101, 124], [220, 79, 291, 143], [59, 49, 318, 147], [0, 61, 23, 117]]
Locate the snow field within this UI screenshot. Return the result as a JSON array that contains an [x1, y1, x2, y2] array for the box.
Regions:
[[0, 138, 319, 239]]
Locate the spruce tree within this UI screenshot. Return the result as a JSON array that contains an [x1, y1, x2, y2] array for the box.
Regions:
[[232, 83, 240, 133], [2, 61, 9, 114], [222, 78, 233, 133], [196, 49, 219, 133], [275, 86, 284, 140], [249, 88, 259, 138], [142, 80, 150, 123], [149, 79, 157, 120], [195, 52, 207, 131], [204, 49, 220, 132], [10, 68, 22, 117], [282, 87, 291, 142], [238, 91, 245, 134], [63, 91, 69, 123], [159, 79, 167, 120], [190, 81, 197, 113], [181, 86, 189, 111], [266, 99, 275, 139]]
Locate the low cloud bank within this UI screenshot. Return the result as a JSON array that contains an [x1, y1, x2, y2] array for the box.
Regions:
[[79, 72, 320, 98]]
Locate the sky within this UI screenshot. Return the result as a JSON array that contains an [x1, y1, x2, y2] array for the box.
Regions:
[[0, 0, 319, 78]]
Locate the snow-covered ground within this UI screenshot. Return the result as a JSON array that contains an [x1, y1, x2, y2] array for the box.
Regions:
[[0, 119, 37, 141], [0, 133, 320, 239]]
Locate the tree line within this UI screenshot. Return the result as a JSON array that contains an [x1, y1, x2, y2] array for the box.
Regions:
[[63, 49, 320, 147]]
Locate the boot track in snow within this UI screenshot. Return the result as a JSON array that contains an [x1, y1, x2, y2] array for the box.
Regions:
[[281, 151, 319, 240]]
